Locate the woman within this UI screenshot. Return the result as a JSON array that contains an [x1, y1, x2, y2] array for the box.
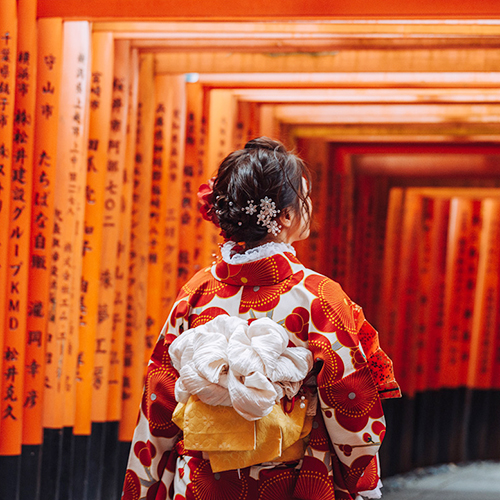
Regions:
[[123, 137, 400, 500]]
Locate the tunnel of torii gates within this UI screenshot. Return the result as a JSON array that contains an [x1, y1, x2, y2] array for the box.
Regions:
[[1, 1, 500, 499]]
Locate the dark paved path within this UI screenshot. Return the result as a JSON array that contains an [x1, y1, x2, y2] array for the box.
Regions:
[[380, 461, 500, 500]]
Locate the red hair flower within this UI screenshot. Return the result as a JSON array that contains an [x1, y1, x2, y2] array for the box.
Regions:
[[197, 177, 220, 228]]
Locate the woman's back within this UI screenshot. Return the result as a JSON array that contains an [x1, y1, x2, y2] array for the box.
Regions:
[[122, 137, 400, 500]]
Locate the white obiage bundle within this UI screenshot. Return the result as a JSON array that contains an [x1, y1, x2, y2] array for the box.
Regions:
[[169, 316, 313, 421]]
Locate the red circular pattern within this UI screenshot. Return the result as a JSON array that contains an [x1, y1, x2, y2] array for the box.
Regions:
[[294, 458, 335, 500], [308, 332, 344, 387], [170, 300, 190, 327], [179, 269, 239, 308], [215, 254, 293, 287], [308, 414, 331, 452], [338, 444, 352, 457], [322, 367, 378, 418], [304, 274, 357, 346], [346, 455, 378, 492], [187, 460, 248, 500], [333, 491, 352, 500], [284, 307, 309, 342], [350, 347, 366, 370], [122, 470, 141, 500], [320, 366, 383, 433], [146, 481, 167, 500], [188, 307, 229, 328], [133, 440, 156, 467], [142, 365, 180, 438], [371, 420, 386, 442], [284, 251, 301, 264], [239, 271, 304, 313], [257, 469, 298, 499]]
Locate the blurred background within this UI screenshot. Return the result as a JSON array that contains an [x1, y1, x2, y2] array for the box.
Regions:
[[1, 1, 500, 498]]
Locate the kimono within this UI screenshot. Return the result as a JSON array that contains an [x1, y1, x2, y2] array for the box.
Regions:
[[122, 242, 401, 500]]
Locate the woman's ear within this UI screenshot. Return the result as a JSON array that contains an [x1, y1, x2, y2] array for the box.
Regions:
[[279, 207, 294, 228]]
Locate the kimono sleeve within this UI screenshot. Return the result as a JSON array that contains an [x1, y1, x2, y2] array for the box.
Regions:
[[352, 301, 401, 401], [305, 287, 400, 500], [122, 297, 189, 500]]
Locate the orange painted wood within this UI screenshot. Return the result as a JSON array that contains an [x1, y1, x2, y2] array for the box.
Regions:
[[393, 191, 423, 396], [21, 10, 59, 449], [413, 197, 449, 392], [199, 71, 500, 89], [108, 47, 137, 423], [75, 31, 114, 434], [233, 101, 249, 151], [61, 25, 93, 429], [0, 0, 35, 456], [330, 147, 354, 292], [423, 197, 450, 391], [440, 198, 482, 389], [491, 258, 500, 390], [294, 138, 329, 274], [95, 21, 500, 38], [349, 175, 374, 307], [146, 74, 174, 357], [72, 31, 114, 432], [23, 16, 63, 445], [119, 53, 155, 442], [155, 49, 500, 75], [0, 0, 17, 448], [42, 21, 91, 430], [200, 89, 234, 265], [91, 39, 130, 423], [193, 88, 211, 272], [37, 0, 500, 20], [258, 104, 279, 140], [158, 75, 186, 328], [467, 199, 500, 389], [366, 177, 390, 321], [379, 188, 405, 365], [177, 81, 203, 287], [232, 87, 500, 105]]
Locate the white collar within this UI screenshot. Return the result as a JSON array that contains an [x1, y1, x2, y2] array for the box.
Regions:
[[221, 241, 296, 265]]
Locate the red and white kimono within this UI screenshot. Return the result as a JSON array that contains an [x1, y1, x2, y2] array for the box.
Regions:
[[123, 242, 401, 500]]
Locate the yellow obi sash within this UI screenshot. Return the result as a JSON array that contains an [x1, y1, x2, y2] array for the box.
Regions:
[[172, 395, 313, 472]]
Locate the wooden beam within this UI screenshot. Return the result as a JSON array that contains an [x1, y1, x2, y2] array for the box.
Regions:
[[288, 123, 500, 142], [269, 103, 500, 124], [287, 125, 500, 144], [154, 49, 500, 73], [38, 0, 500, 20], [96, 22, 500, 52], [94, 21, 500, 36], [196, 72, 500, 89], [353, 153, 500, 175], [131, 37, 500, 52], [231, 88, 500, 104]]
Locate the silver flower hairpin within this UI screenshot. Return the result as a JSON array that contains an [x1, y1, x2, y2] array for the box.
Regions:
[[240, 196, 282, 235], [257, 196, 281, 235], [242, 200, 257, 215]]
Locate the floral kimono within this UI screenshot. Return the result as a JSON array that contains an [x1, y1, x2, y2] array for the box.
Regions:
[[123, 242, 401, 500]]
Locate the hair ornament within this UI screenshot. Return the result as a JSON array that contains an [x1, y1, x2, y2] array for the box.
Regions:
[[256, 196, 282, 236], [242, 200, 258, 215], [197, 177, 220, 228]]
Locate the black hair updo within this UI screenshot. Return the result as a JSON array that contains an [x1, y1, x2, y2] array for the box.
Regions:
[[212, 137, 311, 245]]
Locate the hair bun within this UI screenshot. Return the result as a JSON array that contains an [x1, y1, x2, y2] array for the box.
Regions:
[[212, 137, 311, 244], [244, 136, 287, 154]]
